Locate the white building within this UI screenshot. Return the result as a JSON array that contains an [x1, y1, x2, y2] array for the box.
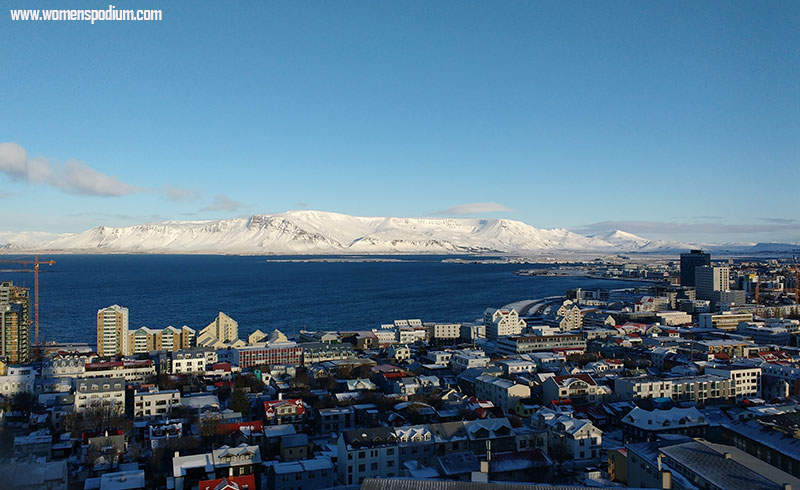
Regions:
[[0, 365, 35, 396], [535, 409, 603, 461], [388, 344, 411, 362], [371, 328, 396, 346], [706, 364, 761, 399], [497, 359, 537, 376], [698, 312, 754, 331], [134, 389, 181, 418], [474, 374, 531, 412], [82, 360, 156, 382], [484, 308, 526, 339], [396, 327, 420, 344], [655, 311, 692, 326], [449, 349, 490, 374], [424, 323, 461, 341], [75, 377, 125, 413], [614, 375, 732, 403], [41, 353, 94, 378], [170, 349, 216, 374]]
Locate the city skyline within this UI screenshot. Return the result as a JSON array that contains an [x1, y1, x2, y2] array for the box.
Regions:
[[1, 1, 798, 243]]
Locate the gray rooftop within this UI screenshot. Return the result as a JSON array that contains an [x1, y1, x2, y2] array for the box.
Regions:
[[660, 440, 800, 490], [361, 478, 654, 490]]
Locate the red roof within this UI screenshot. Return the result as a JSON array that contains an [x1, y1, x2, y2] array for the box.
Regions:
[[198, 475, 256, 490], [212, 362, 231, 372], [217, 420, 264, 435], [264, 398, 305, 418], [85, 361, 123, 370]]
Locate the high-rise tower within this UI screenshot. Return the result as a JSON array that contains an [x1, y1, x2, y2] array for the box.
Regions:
[[97, 304, 129, 357]]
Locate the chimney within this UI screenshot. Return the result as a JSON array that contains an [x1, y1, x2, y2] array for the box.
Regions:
[[782, 485, 791, 490], [724, 452, 732, 460], [278, 392, 283, 401], [174, 451, 180, 458], [661, 470, 672, 489]]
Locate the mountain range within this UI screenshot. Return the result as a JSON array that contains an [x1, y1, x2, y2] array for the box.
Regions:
[[0, 210, 796, 255]]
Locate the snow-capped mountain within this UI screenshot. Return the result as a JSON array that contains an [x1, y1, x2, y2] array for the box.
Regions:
[[0, 210, 694, 254], [587, 230, 695, 252], [0, 231, 74, 251]]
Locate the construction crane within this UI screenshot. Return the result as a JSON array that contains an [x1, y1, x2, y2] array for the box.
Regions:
[[755, 275, 761, 305], [786, 262, 800, 304], [0, 255, 56, 355]]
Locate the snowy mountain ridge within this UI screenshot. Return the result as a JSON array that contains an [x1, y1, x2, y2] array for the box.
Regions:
[[0, 210, 772, 254]]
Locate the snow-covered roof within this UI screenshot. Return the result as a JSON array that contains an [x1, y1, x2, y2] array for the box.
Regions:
[[622, 406, 706, 430]]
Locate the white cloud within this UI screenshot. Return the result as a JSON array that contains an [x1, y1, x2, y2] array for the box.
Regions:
[[0, 142, 137, 197], [164, 185, 201, 202], [432, 202, 513, 215], [200, 194, 246, 212]]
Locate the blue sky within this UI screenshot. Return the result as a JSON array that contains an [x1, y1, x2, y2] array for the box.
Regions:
[[1, 1, 798, 243]]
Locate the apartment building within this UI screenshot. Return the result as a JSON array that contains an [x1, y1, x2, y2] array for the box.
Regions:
[[134, 389, 181, 418], [698, 312, 753, 331], [484, 308, 526, 339], [448, 350, 490, 374], [97, 305, 129, 357], [82, 359, 156, 382], [301, 342, 356, 365], [337, 427, 400, 485], [474, 374, 531, 412], [75, 377, 125, 413], [234, 342, 301, 368], [0, 365, 35, 397], [128, 325, 196, 354], [196, 312, 239, 349], [737, 321, 792, 345], [706, 364, 761, 399], [170, 349, 216, 374], [424, 322, 461, 341], [0, 282, 30, 364], [615, 375, 732, 403], [497, 334, 586, 355], [42, 353, 95, 377], [534, 409, 603, 461]]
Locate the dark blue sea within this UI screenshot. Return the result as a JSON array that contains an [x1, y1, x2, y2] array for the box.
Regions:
[[0, 255, 645, 346]]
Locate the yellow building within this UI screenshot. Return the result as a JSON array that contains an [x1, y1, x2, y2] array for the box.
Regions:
[[97, 305, 129, 357], [128, 325, 196, 354]]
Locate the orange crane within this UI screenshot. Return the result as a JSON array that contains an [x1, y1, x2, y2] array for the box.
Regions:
[[787, 264, 799, 304], [0, 255, 56, 355]]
